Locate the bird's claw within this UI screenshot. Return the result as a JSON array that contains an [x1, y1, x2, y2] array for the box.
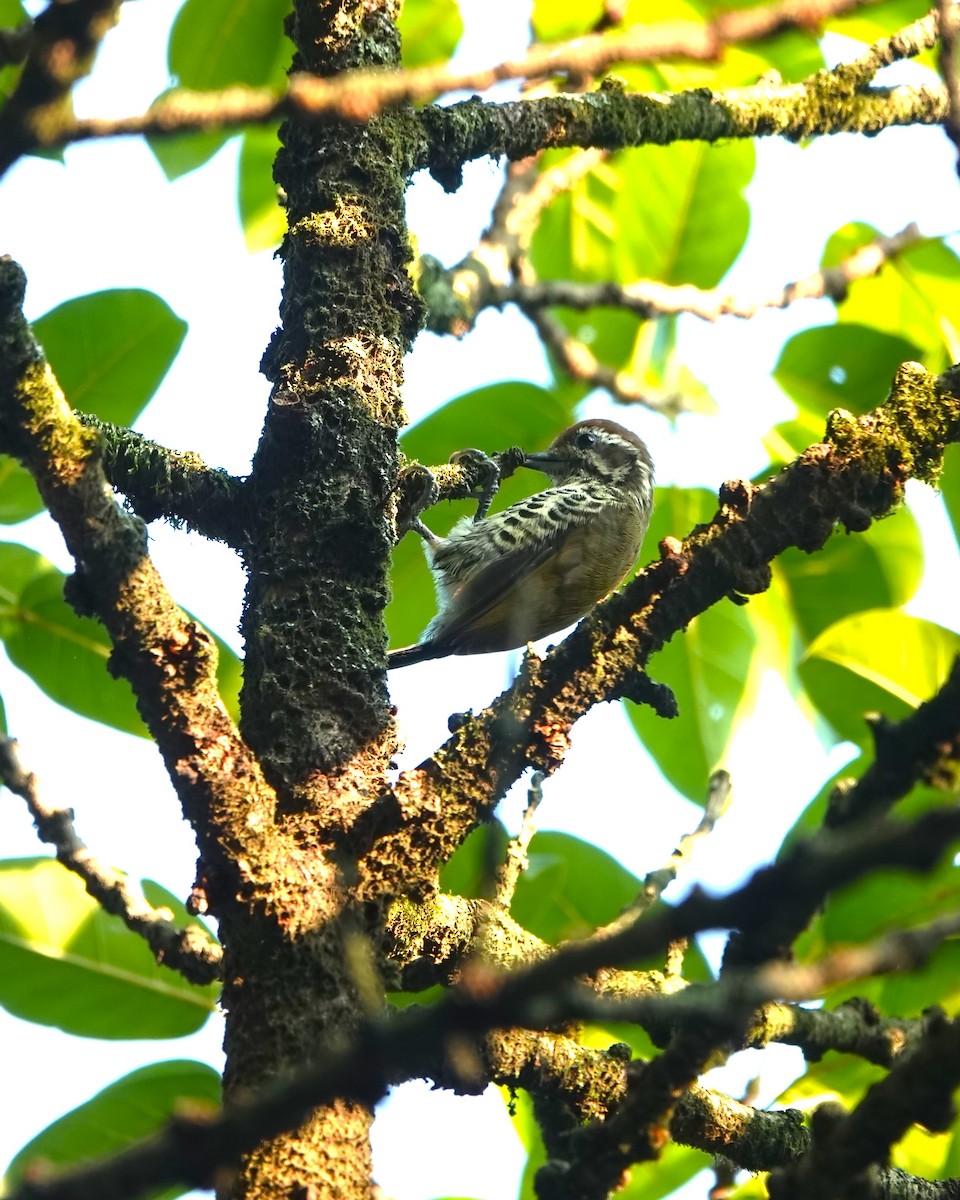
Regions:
[[396, 462, 440, 540], [449, 448, 502, 523]]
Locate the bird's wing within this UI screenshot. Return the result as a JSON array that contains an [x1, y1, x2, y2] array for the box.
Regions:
[[428, 519, 586, 654]]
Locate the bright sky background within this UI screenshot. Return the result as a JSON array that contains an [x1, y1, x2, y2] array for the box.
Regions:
[[1, 1, 960, 1198]]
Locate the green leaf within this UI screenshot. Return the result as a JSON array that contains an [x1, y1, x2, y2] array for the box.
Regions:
[[168, 0, 292, 90], [627, 599, 758, 802], [387, 383, 577, 649], [0, 290, 187, 525], [35, 289, 188, 422], [440, 822, 509, 899], [214, 629, 243, 725], [399, 0, 463, 66], [779, 1052, 884, 1113], [793, 780, 960, 1020], [761, 406, 826, 466], [238, 127, 285, 253], [618, 1143, 711, 1199], [0, 453, 42, 524], [531, 0, 605, 40], [822, 225, 960, 370], [773, 324, 920, 418], [532, 141, 754, 289], [624, 487, 759, 803], [512, 1087, 548, 1200], [0, 858, 218, 1038], [147, 101, 232, 181], [774, 507, 923, 646], [511, 831, 642, 943], [799, 609, 960, 745], [940, 442, 960, 551], [4, 1061, 221, 1200], [0, 541, 241, 734], [0, 554, 147, 738], [827, 0, 930, 44]]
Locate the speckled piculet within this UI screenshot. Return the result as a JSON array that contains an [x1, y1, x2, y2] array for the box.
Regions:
[[389, 419, 654, 668]]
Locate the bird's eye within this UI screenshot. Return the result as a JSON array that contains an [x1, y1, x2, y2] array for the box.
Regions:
[[575, 430, 598, 450]]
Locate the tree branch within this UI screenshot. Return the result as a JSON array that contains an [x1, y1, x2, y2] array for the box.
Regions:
[[723, 654, 960, 971], [827, 655, 960, 829], [0, 734, 222, 984], [597, 769, 731, 937], [769, 1009, 960, 1200], [394, 444, 525, 536], [503, 224, 922, 323], [367, 361, 960, 892], [1, 4, 941, 181], [423, 217, 921, 338], [11, 803, 960, 1200], [79, 416, 247, 545], [0, 257, 278, 912], [0, 0, 125, 175], [417, 77, 943, 191]]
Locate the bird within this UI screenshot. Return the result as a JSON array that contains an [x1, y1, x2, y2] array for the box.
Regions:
[[388, 418, 654, 669]]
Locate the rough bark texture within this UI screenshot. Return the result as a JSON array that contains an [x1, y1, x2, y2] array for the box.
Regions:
[[219, 2, 421, 1197]]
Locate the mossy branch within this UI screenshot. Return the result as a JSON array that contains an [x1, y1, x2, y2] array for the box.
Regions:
[[0, 256, 278, 910], [79, 415, 247, 546]]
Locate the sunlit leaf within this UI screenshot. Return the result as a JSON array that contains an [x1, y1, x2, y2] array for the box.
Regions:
[[531, 0, 604, 41], [168, 0, 292, 90], [4, 1061, 221, 1200], [799, 609, 960, 745], [0, 290, 188, 524], [625, 487, 760, 803], [828, 0, 930, 44], [399, 0, 463, 66], [618, 1143, 711, 1198], [512, 1086, 548, 1200], [774, 507, 923, 646], [773, 324, 920, 418], [532, 141, 754, 290], [0, 858, 218, 1039], [238, 127, 286, 253], [823, 224, 960, 369], [940, 442, 960, 552]]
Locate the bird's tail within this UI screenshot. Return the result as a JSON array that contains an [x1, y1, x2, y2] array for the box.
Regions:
[[387, 641, 443, 669]]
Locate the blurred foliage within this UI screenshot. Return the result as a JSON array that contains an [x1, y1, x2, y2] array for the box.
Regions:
[[0, 858, 218, 1039], [0, 542, 241, 736], [3, 1060, 220, 1200]]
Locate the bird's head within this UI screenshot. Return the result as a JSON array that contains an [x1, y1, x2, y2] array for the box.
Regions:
[[523, 419, 654, 499]]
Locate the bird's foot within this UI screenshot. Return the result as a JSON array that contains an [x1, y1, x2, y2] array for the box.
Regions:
[[449, 447, 502, 523], [396, 462, 440, 542]]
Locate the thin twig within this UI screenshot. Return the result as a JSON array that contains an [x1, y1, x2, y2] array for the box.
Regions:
[[525, 304, 684, 413], [0, 735, 222, 984], [502, 224, 922, 322], [9, 809, 960, 1200], [55, 0, 879, 144], [494, 771, 545, 907], [597, 769, 732, 937], [1, 0, 935, 166]]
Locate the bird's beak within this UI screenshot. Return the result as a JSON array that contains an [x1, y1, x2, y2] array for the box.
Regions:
[[522, 449, 566, 472]]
